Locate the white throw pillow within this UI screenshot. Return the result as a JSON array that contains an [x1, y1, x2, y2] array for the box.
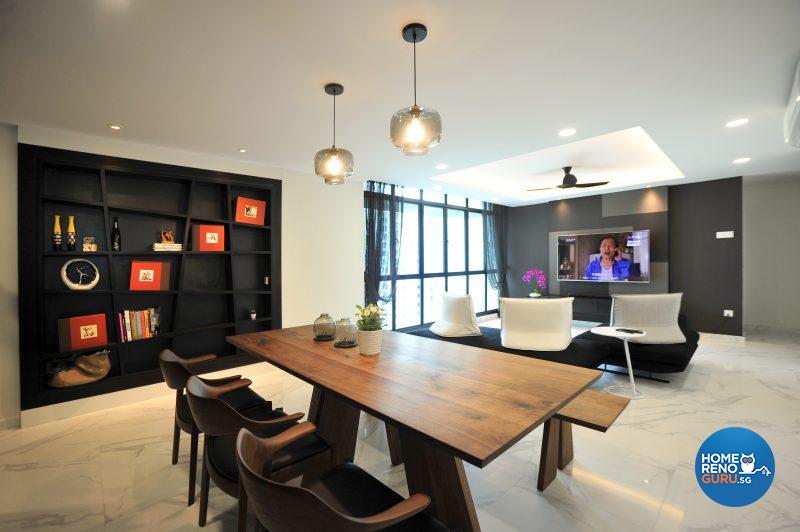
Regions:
[[429, 293, 482, 337], [499, 297, 573, 351], [611, 293, 686, 344]]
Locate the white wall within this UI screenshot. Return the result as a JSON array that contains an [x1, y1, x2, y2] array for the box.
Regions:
[[0, 124, 20, 428], [743, 174, 800, 332], [4, 125, 364, 426], [281, 169, 364, 325]]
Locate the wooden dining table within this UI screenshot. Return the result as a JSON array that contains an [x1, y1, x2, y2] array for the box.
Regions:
[[227, 325, 601, 531]]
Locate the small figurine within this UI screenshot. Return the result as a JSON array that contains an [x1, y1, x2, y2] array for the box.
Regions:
[[160, 229, 175, 244]]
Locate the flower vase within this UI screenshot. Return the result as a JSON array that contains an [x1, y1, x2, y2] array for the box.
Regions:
[[529, 289, 542, 298], [357, 329, 382, 356]]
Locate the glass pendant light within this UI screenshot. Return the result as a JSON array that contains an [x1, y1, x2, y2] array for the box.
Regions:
[[315, 83, 354, 184], [390, 23, 442, 156]]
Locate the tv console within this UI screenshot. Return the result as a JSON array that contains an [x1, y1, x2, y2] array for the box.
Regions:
[[562, 293, 612, 322]]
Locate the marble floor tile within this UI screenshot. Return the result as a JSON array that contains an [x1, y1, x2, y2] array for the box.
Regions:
[[0, 327, 798, 531]]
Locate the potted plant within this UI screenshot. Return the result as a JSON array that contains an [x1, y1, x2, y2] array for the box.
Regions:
[[355, 303, 384, 356], [522, 268, 547, 297]]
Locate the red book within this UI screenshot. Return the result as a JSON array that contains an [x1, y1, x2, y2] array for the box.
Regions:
[[118, 313, 126, 343], [57, 313, 108, 352], [234, 196, 267, 225], [129, 261, 171, 291], [191, 224, 225, 252]]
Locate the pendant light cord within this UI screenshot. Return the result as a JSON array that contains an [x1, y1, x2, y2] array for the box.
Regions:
[[413, 37, 417, 106], [332, 92, 336, 148]]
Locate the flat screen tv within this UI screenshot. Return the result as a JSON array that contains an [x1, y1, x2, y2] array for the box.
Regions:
[[557, 230, 650, 283]]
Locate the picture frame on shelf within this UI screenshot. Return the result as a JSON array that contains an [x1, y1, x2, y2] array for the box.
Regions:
[[129, 261, 170, 291], [234, 196, 267, 225], [191, 224, 225, 251], [57, 313, 108, 352]]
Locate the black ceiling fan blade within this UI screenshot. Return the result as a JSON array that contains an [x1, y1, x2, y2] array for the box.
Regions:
[[556, 183, 575, 189], [574, 181, 609, 188], [526, 186, 558, 192]]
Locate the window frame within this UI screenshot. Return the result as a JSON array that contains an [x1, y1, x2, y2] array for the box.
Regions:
[[366, 189, 498, 330]]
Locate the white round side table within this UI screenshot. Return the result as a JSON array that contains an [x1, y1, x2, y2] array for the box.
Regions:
[[591, 326, 646, 399]]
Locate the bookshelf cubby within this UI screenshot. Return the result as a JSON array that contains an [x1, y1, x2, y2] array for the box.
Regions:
[[18, 144, 282, 410]]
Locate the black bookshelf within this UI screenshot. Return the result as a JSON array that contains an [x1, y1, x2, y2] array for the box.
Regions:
[[18, 145, 282, 410]]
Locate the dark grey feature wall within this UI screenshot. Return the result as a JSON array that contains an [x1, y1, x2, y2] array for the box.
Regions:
[[505, 178, 743, 335], [506, 188, 668, 299], [669, 177, 742, 335], [507, 201, 549, 297]]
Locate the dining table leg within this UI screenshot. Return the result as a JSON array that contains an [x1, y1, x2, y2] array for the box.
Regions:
[[537, 417, 561, 491], [400, 429, 481, 532], [307, 387, 360, 465]]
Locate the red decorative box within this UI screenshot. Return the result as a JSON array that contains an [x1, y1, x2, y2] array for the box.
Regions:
[[57, 313, 108, 352], [192, 224, 225, 252], [234, 196, 267, 226], [129, 261, 171, 291]]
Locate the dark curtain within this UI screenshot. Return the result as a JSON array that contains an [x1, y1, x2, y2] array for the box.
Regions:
[[484, 202, 509, 296], [364, 181, 404, 304]]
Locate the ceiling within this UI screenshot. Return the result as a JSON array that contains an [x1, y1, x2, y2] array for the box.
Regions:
[[1, 0, 799, 205]]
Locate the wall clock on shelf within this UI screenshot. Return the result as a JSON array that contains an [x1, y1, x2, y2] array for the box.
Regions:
[[60, 259, 100, 290]]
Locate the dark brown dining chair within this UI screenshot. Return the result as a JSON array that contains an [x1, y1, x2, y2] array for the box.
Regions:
[[186, 376, 333, 531], [158, 349, 268, 505], [236, 423, 450, 532]]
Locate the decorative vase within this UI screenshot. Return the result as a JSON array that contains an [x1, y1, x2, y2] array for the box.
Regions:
[[249, 309, 257, 320], [333, 318, 357, 348], [67, 215, 76, 251], [52, 214, 62, 251], [357, 329, 382, 356], [529, 290, 542, 298], [313, 313, 335, 341]]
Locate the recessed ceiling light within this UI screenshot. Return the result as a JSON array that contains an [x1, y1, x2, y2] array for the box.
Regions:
[[107, 123, 122, 131], [434, 163, 448, 170], [733, 157, 751, 164], [725, 118, 749, 128], [796, 95, 800, 102], [432, 185, 443, 190], [239, 148, 247, 153], [558, 127, 577, 137]]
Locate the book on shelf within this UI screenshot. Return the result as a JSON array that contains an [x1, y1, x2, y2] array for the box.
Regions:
[[152, 243, 183, 251], [118, 307, 161, 342]]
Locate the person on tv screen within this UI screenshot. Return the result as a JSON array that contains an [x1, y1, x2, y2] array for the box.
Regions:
[[584, 236, 639, 281]]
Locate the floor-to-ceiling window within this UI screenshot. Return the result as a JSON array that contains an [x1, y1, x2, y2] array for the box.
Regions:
[[366, 185, 499, 330]]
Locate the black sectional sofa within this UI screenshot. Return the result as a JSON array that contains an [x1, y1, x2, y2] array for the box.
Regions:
[[402, 325, 610, 369], [403, 322, 699, 375]]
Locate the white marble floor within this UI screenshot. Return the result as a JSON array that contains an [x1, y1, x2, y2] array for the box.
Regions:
[[1, 327, 799, 531]]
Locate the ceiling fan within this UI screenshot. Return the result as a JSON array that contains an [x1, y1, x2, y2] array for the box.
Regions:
[[527, 166, 609, 192]]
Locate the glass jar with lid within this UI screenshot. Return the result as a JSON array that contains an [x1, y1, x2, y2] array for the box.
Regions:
[[334, 317, 357, 348], [313, 313, 335, 341]]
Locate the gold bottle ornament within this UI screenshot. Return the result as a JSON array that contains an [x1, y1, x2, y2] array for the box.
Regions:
[[67, 215, 76, 251], [52, 214, 62, 251]]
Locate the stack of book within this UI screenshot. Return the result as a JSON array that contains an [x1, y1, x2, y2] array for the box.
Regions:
[[152, 242, 183, 252], [118, 307, 161, 342]]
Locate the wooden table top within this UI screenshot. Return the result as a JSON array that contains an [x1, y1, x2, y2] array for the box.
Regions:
[[227, 325, 601, 467]]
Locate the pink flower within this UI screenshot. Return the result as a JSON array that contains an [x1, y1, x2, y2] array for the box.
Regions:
[[522, 267, 547, 291]]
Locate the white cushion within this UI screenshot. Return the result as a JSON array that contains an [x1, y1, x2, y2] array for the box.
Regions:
[[611, 293, 686, 344], [499, 297, 573, 351], [429, 293, 482, 337]]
